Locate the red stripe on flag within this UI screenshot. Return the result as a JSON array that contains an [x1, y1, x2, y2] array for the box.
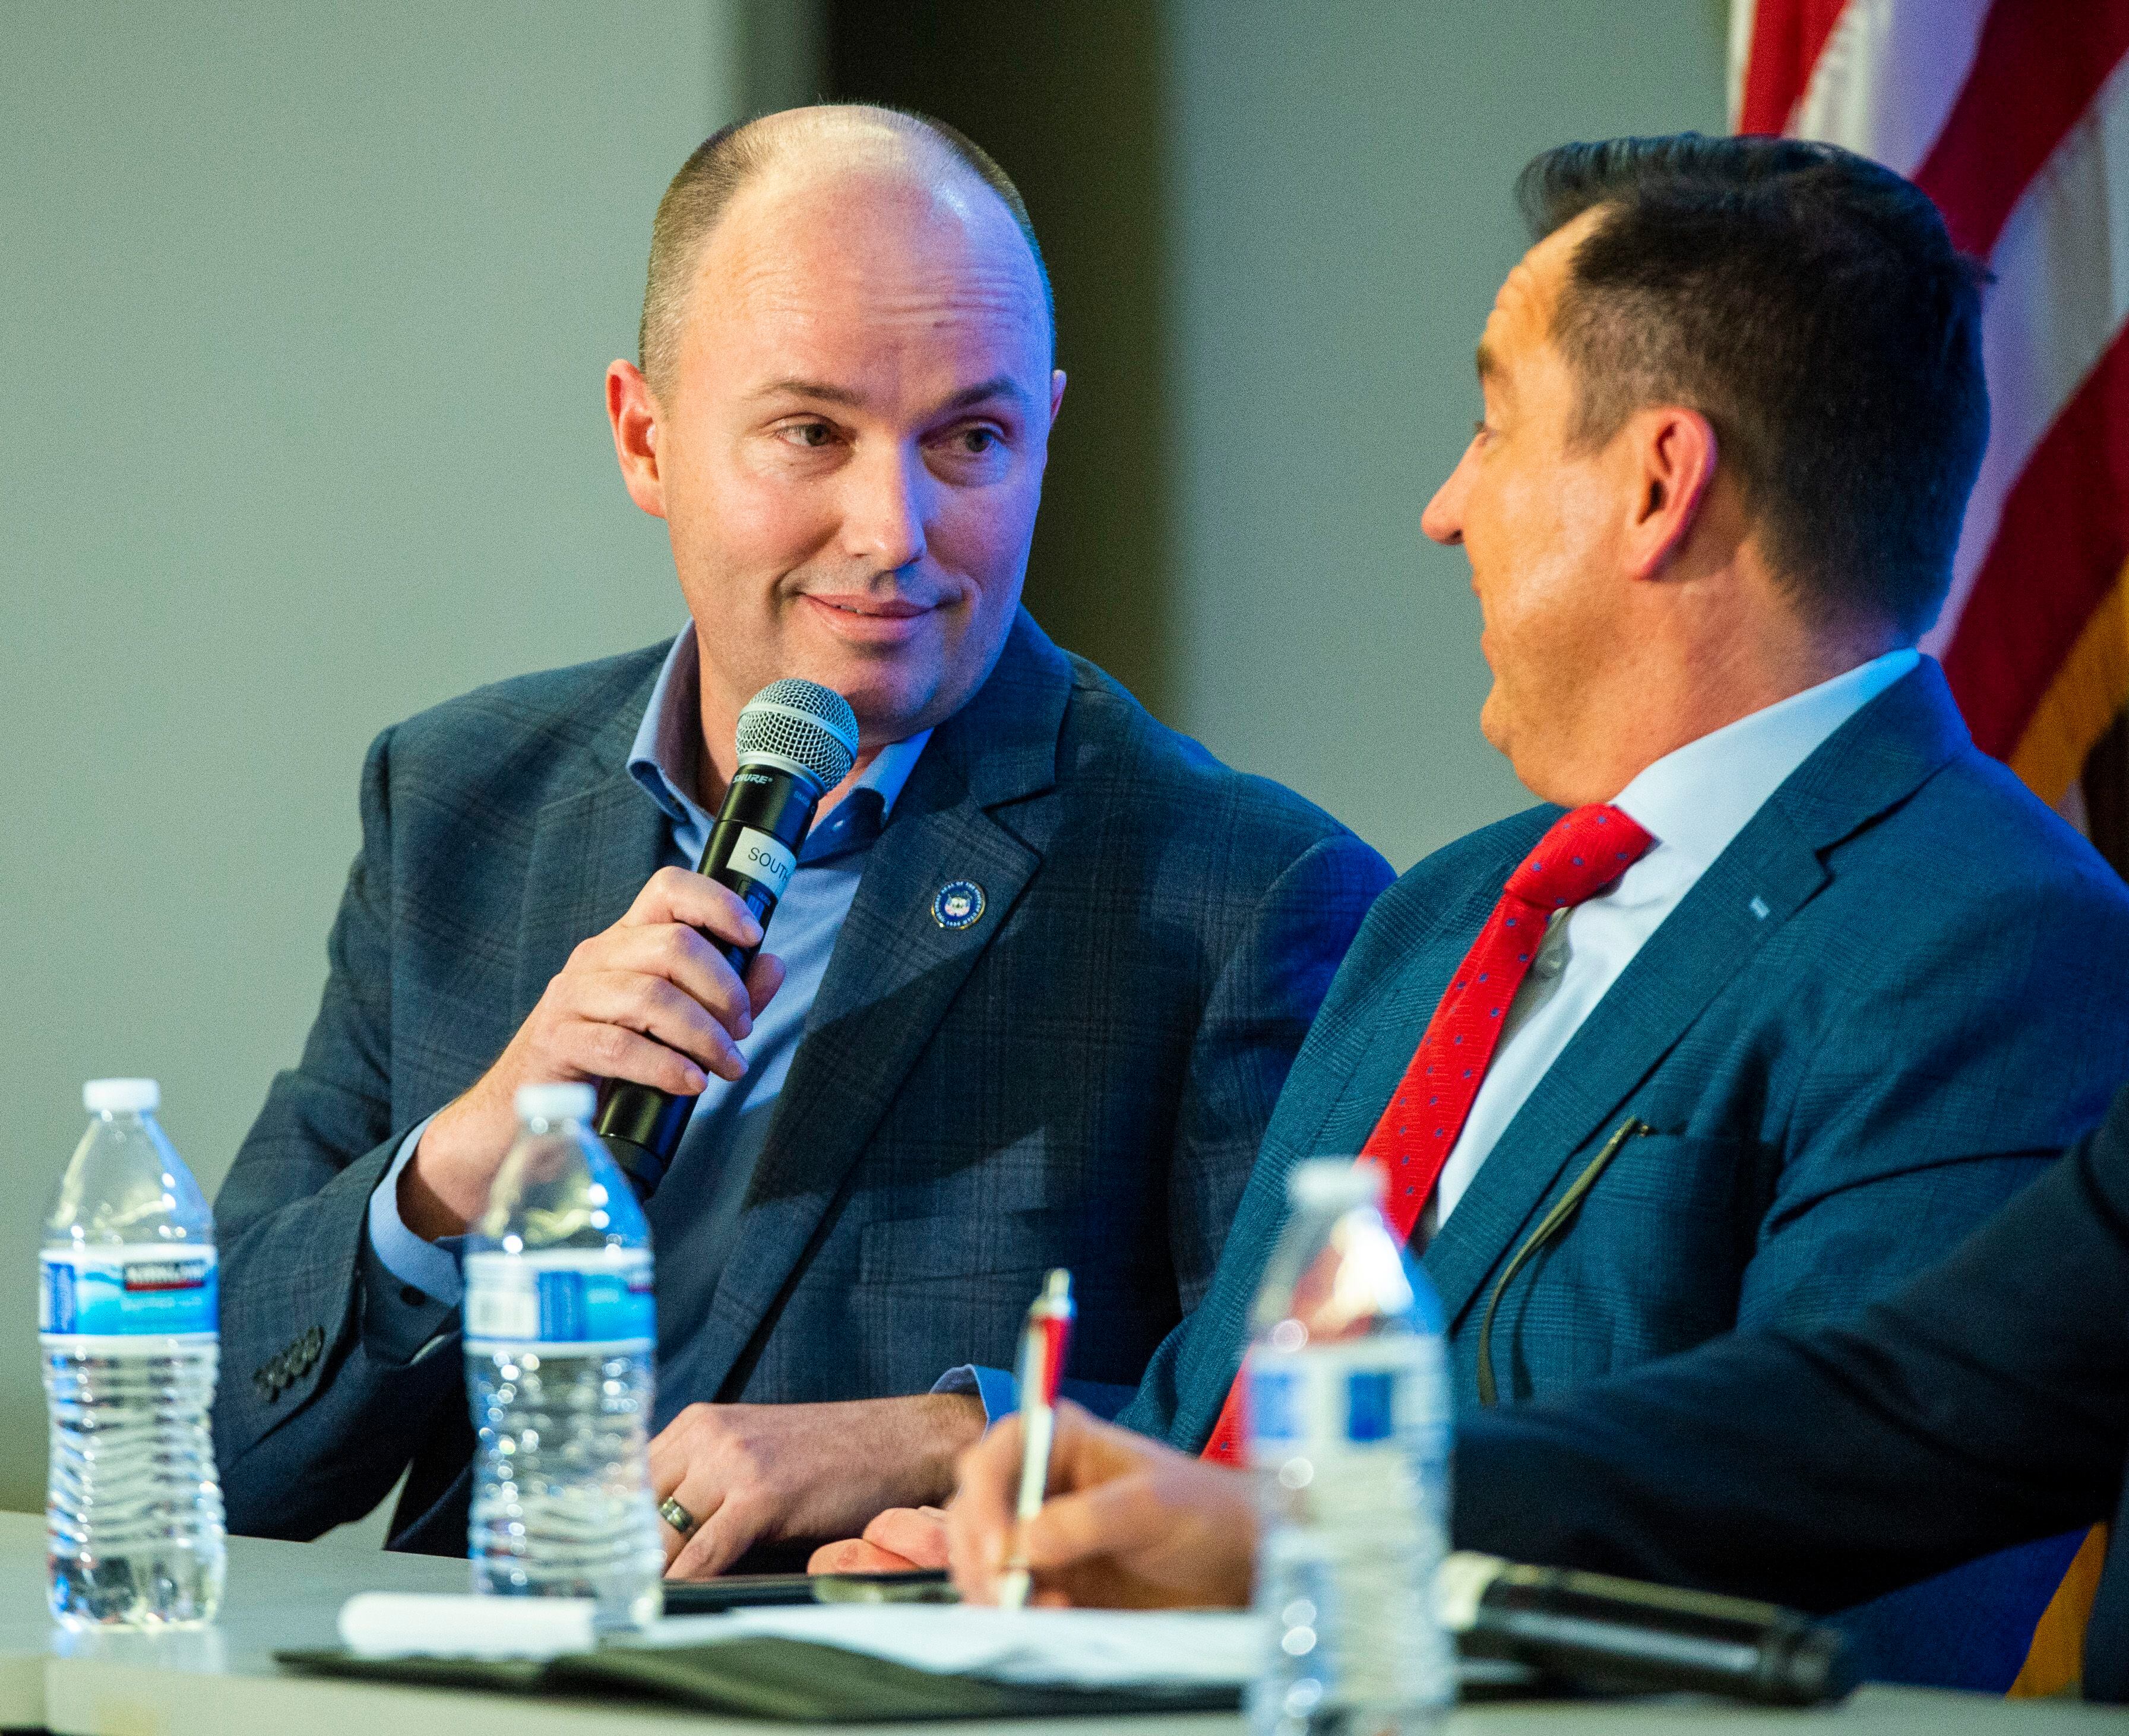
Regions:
[[1739, 0, 1852, 134], [1913, 1, 2129, 258], [1943, 325, 2129, 757]]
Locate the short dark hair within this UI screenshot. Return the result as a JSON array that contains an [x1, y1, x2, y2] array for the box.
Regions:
[[1516, 133, 1988, 636], [640, 104, 1055, 398]]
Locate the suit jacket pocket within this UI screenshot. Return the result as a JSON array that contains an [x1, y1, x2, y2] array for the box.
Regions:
[[1506, 1130, 1761, 1383], [857, 1206, 1078, 1287], [1574, 1130, 1749, 1222]]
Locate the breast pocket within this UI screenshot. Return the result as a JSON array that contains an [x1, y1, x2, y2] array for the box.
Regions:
[[857, 1207, 1077, 1288], [1504, 1132, 1761, 1386]]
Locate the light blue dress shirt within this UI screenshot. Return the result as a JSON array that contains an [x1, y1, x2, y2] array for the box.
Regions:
[[365, 629, 930, 1306]]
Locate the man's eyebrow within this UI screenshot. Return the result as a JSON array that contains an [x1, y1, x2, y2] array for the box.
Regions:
[[1475, 339, 1498, 381], [751, 378, 865, 407], [748, 375, 1033, 414], [938, 375, 1032, 413]]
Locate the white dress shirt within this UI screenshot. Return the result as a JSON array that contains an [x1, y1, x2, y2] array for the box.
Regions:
[[1426, 648, 1922, 1234]]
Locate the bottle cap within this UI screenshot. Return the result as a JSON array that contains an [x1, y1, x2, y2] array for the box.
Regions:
[[515, 1082, 594, 1124], [1287, 1158, 1383, 1212], [83, 1078, 160, 1115]]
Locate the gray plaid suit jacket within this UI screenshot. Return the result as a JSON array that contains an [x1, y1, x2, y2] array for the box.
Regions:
[[211, 610, 1393, 1554]]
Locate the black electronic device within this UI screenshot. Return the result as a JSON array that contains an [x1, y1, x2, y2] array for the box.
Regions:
[[1440, 1552, 1853, 1707], [593, 678, 859, 1198], [659, 1569, 955, 1613]]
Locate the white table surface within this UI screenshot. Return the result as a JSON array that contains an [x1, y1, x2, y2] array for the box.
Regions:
[[0, 1510, 2117, 1734]]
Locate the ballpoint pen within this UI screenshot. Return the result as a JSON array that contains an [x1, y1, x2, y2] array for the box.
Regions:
[[998, 1268, 1074, 1610]]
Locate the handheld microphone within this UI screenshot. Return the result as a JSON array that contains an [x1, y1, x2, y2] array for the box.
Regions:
[[1438, 1553, 1853, 1706], [593, 677, 859, 1199]]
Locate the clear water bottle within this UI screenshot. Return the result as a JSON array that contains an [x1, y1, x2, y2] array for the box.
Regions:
[[1246, 1160, 1454, 1736], [40, 1078, 225, 1627], [464, 1082, 662, 1627]]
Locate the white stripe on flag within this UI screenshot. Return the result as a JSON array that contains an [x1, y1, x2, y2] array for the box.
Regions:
[[1788, 0, 1991, 176], [1925, 47, 2129, 652], [1728, 0, 1761, 132]]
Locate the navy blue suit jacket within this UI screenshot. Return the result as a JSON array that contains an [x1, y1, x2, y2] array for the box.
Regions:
[[1116, 660, 2129, 1686], [211, 612, 1392, 1557], [1457, 1080, 2129, 1702]]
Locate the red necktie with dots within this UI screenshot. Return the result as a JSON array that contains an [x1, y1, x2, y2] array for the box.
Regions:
[[1201, 803, 1655, 1463]]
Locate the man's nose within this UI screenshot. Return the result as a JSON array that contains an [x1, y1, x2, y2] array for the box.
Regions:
[[1421, 442, 1474, 547], [840, 444, 929, 572]]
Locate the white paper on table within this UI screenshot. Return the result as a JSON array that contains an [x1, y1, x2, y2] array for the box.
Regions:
[[334, 1593, 1255, 1684], [334, 1596, 1523, 1693], [632, 1605, 1264, 1686]]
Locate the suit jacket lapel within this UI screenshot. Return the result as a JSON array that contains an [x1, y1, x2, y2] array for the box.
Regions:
[[689, 612, 1070, 1397], [513, 657, 673, 1027], [1305, 868, 1516, 1161], [1423, 660, 1970, 1330], [514, 776, 672, 1026]]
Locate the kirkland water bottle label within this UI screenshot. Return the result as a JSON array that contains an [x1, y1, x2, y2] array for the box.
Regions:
[[1248, 1336, 1456, 1714], [1245, 1336, 1448, 1459], [38, 1246, 217, 1339], [463, 1250, 654, 1351]]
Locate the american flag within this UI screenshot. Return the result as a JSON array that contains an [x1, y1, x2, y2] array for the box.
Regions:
[[1736, 0, 2129, 862], [1735, 0, 2128, 1689]]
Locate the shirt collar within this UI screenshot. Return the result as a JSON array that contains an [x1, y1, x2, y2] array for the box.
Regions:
[[1611, 648, 1921, 872], [626, 629, 931, 844]]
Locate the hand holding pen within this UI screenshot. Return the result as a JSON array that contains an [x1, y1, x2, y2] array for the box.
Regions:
[[946, 1398, 1260, 1609]]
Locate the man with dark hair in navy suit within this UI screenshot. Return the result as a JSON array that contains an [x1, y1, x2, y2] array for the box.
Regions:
[[944, 1076, 2129, 1698], [211, 106, 1390, 1575], [822, 134, 2129, 1689]]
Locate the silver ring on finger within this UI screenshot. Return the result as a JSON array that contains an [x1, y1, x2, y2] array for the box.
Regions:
[[659, 1495, 698, 1538]]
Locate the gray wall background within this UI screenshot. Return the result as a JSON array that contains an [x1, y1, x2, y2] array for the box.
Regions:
[[0, 2, 1721, 1520], [1168, 1, 1726, 869], [0, 1, 735, 1517]]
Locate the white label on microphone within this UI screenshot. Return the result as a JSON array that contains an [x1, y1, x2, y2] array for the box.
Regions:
[[728, 826, 796, 897]]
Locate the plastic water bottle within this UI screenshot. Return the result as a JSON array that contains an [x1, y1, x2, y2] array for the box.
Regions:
[[41, 1078, 225, 1628], [464, 1082, 662, 1627], [1246, 1160, 1455, 1736]]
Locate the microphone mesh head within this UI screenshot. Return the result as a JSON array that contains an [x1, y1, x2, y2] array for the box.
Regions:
[[735, 679, 860, 790]]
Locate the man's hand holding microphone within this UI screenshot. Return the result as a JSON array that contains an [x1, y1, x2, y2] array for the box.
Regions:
[[396, 868, 783, 1241]]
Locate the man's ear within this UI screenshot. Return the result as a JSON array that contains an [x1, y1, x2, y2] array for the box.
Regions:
[[1623, 406, 1717, 581], [607, 360, 668, 521]]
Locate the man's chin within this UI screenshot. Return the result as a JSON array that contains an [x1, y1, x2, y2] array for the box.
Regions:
[[1480, 695, 1550, 800], [788, 650, 953, 746], [799, 612, 1019, 742], [1477, 688, 1511, 759]]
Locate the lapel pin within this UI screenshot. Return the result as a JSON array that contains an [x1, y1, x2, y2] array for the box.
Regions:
[[933, 880, 986, 930]]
